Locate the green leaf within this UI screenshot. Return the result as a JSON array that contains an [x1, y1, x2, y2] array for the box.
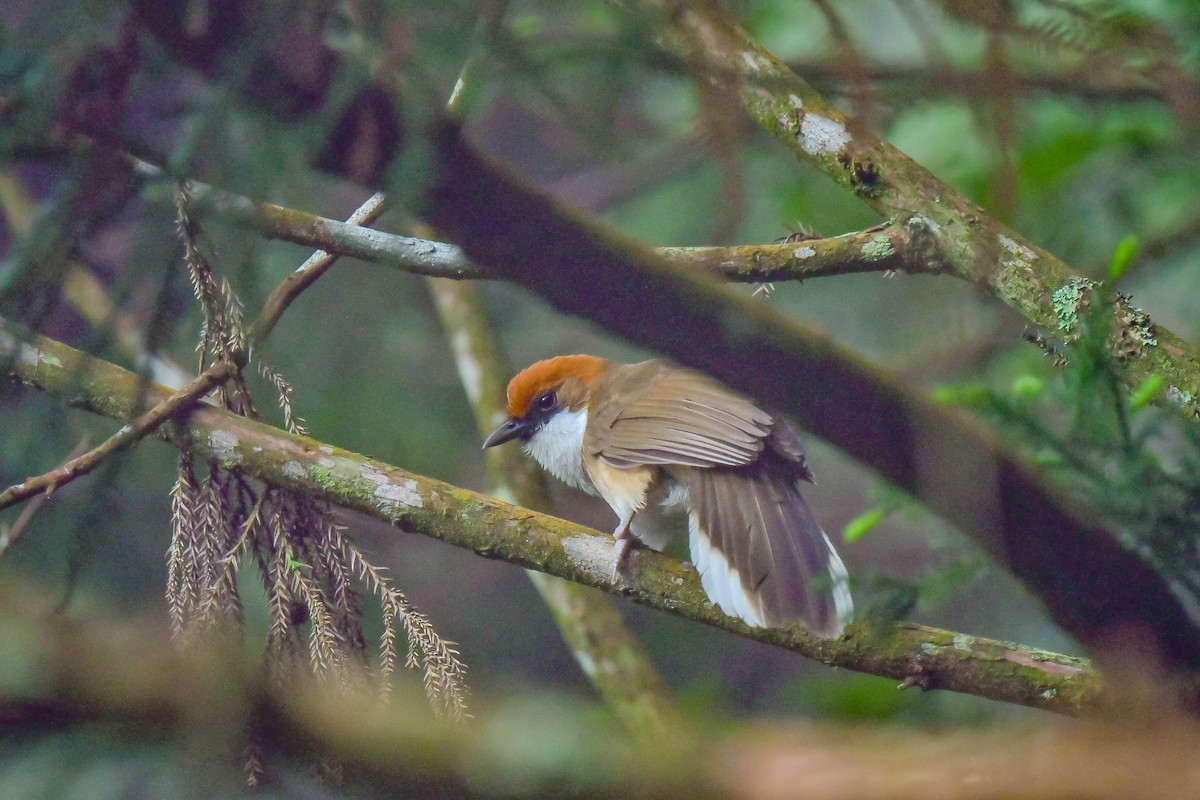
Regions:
[[1129, 374, 1165, 410], [1011, 374, 1045, 397], [931, 382, 989, 406], [843, 506, 886, 543], [1108, 234, 1140, 281]]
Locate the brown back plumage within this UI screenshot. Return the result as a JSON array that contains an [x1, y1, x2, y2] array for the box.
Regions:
[[585, 360, 774, 468], [585, 360, 847, 634]]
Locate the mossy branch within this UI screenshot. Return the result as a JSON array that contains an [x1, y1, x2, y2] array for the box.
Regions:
[[621, 0, 1200, 421], [1, 315, 1099, 714], [424, 120, 1200, 672], [137, 161, 929, 284]]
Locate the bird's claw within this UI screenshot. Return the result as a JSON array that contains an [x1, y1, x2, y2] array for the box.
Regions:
[[611, 530, 633, 582]]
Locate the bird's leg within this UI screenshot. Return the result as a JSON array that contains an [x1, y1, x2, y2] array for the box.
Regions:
[[611, 511, 636, 581]]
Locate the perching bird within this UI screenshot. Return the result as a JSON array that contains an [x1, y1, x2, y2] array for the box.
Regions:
[[483, 355, 852, 637]]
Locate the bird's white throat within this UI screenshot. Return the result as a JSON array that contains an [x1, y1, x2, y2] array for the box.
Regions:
[[524, 408, 594, 494]]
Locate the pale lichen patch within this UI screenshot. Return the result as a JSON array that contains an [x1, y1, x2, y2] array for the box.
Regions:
[[374, 480, 422, 509], [799, 114, 850, 156], [998, 234, 1036, 261], [562, 535, 617, 583], [793, 246, 816, 259], [4, 338, 43, 369], [1052, 276, 1097, 337], [281, 460, 306, 480], [573, 649, 597, 676], [208, 429, 243, 465], [905, 215, 940, 235], [360, 466, 423, 509], [739, 50, 774, 75]]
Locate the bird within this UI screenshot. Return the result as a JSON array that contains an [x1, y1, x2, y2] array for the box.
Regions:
[[482, 354, 852, 637]]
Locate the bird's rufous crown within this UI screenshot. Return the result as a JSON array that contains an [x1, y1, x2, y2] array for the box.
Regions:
[[506, 354, 607, 418]]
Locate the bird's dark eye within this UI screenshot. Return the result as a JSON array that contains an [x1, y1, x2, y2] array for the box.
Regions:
[[537, 391, 557, 411]]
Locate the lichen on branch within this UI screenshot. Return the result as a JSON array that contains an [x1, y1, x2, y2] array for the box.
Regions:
[[1, 315, 1101, 714]]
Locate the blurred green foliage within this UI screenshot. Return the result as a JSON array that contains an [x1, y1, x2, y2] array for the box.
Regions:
[[1, 0, 1199, 794]]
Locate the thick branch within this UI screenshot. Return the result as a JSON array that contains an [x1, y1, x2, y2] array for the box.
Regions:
[[424, 120, 1200, 671], [626, 0, 1200, 421], [0, 316, 1100, 714]]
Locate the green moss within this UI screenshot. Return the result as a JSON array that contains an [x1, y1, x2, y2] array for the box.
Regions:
[[308, 464, 340, 493]]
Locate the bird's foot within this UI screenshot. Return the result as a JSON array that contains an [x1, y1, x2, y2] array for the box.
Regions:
[[610, 529, 634, 582]]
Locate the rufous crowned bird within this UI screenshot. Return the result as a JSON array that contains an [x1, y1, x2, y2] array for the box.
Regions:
[[483, 355, 852, 637]]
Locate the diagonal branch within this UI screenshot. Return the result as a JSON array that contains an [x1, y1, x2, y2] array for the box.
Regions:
[[424, 119, 1200, 672], [249, 191, 389, 345], [0, 315, 1100, 714], [0, 191, 387, 515], [433, 0, 684, 738], [0, 361, 233, 512], [620, 0, 1200, 422]]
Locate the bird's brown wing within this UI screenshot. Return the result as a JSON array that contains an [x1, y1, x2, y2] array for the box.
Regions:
[[587, 361, 846, 634], [586, 361, 773, 468]]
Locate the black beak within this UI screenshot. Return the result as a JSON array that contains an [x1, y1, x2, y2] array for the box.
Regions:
[[482, 417, 528, 448]]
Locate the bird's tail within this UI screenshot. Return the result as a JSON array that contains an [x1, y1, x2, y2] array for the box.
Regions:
[[684, 467, 852, 636]]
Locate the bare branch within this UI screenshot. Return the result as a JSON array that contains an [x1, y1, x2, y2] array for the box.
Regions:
[[0, 361, 233, 512], [248, 191, 389, 346], [0, 437, 88, 556]]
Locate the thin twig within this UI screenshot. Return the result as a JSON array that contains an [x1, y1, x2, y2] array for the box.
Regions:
[[0, 362, 233, 512], [129, 157, 929, 283], [0, 438, 88, 556], [248, 192, 389, 346], [0, 191, 390, 515]]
